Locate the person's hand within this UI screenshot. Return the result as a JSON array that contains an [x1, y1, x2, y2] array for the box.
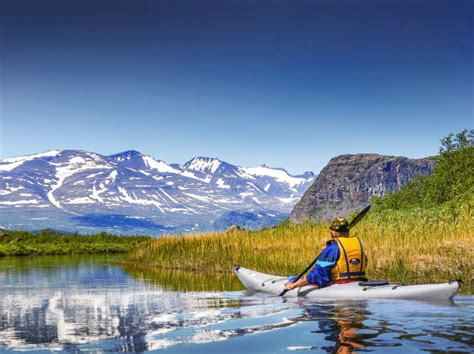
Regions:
[[284, 282, 297, 291]]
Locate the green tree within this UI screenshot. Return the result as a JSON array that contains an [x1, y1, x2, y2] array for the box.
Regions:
[[439, 129, 474, 153], [428, 129, 474, 205]]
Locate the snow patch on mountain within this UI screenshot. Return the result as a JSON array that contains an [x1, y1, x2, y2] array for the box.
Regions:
[[216, 178, 230, 189], [277, 196, 299, 204], [143, 156, 181, 174], [0, 186, 24, 195], [180, 171, 212, 183], [0, 199, 41, 205], [0, 150, 60, 171], [117, 186, 165, 212], [64, 197, 95, 205], [2, 150, 61, 164], [0, 160, 25, 172], [243, 165, 309, 187], [185, 157, 222, 174]]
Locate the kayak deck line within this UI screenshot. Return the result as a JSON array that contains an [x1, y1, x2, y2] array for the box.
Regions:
[[233, 266, 461, 301]]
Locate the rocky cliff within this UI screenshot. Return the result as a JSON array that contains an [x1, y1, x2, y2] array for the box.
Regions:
[[289, 154, 434, 223]]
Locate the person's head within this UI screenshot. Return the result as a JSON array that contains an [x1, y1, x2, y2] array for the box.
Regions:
[[329, 217, 350, 238]]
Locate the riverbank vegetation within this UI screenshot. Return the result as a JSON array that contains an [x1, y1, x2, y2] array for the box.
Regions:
[[0, 229, 149, 256], [123, 207, 472, 293], [123, 131, 474, 293]]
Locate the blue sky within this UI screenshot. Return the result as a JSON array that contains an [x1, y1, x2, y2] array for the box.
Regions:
[[0, 0, 472, 174]]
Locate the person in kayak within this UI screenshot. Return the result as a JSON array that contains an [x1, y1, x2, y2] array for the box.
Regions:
[[284, 217, 367, 291]]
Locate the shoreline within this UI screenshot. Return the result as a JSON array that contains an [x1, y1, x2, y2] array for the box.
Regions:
[[0, 230, 149, 257]]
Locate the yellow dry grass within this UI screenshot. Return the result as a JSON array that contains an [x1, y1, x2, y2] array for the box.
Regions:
[[124, 206, 474, 293]]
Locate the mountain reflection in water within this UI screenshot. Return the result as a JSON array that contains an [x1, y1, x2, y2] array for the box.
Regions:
[[0, 255, 472, 353]]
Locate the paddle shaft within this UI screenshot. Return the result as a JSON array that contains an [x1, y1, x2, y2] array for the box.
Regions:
[[278, 205, 371, 297], [277, 253, 320, 297]]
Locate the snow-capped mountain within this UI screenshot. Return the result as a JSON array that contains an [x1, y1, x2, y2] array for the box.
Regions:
[[0, 150, 315, 234]]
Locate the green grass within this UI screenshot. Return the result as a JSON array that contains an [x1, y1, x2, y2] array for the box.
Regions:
[[0, 229, 150, 256], [123, 205, 474, 294]]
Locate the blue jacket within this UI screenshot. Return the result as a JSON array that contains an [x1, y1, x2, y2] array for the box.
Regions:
[[306, 241, 340, 288]]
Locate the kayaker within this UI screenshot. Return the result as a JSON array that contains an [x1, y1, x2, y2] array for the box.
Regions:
[[284, 217, 367, 291]]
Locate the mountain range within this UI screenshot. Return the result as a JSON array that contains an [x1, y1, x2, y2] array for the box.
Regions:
[[0, 150, 315, 234]]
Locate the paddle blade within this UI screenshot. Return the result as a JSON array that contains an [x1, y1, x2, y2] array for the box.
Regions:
[[349, 205, 371, 229]]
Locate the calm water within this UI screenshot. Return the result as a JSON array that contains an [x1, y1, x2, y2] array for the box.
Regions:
[[0, 255, 472, 353]]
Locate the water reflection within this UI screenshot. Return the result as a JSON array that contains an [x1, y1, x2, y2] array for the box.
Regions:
[[124, 266, 244, 292], [300, 302, 372, 352], [0, 256, 472, 353]]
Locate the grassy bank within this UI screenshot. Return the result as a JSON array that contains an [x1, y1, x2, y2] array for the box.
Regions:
[[123, 205, 473, 294], [0, 229, 150, 256]]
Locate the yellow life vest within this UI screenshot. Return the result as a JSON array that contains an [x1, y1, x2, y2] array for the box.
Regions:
[[330, 236, 367, 281]]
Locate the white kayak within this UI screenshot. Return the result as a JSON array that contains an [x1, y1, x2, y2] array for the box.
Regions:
[[233, 265, 461, 301]]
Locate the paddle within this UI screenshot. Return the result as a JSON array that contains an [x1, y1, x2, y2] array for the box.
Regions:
[[278, 204, 371, 297]]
